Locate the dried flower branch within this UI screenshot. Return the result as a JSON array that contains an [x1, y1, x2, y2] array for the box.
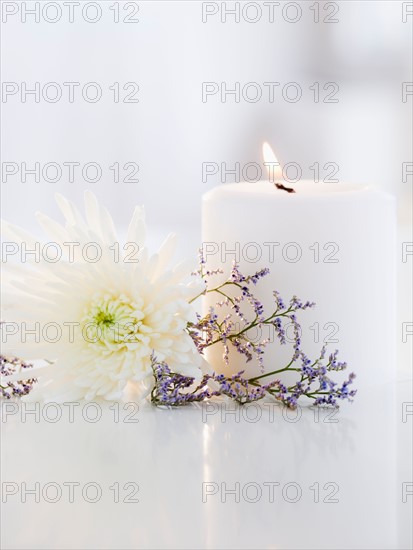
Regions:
[[0, 356, 37, 399], [151, 251, 356, 408]]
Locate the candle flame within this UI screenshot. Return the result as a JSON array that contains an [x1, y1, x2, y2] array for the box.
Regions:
[[262, 142, 282, 182]]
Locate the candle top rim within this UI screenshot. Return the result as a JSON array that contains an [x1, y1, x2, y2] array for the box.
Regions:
[[203, 180, 377, 198]]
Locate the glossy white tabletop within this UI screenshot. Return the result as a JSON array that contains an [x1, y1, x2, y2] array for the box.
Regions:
[[1, 376, 412, 550]]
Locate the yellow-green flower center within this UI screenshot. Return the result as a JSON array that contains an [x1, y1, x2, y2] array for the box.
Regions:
[[81, 295, 148, 349], [94, 309, 116, 327]]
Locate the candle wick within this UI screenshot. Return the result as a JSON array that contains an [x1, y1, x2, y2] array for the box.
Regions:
[[274, 182, 296, 193]]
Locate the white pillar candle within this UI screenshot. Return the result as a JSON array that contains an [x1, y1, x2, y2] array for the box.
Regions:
[[201, 147, 396, 391]]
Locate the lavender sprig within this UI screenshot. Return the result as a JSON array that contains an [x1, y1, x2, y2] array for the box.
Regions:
[[154, 251, 357, 408], [0, 355, 37, 399], [150, 353, 356, 409], [188, 252, 315, 372]]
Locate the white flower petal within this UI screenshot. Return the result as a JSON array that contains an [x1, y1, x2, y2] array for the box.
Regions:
[[35, 212, 68, 245], [84, 190, 118, 246], [126, 205, 146, 248], [55, 193, 87, 228]]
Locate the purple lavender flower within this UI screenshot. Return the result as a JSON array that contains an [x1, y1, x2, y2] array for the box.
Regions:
[[0, 356, 37, 399], [182, 258, 357, 409], [151, 348, 356, 410]]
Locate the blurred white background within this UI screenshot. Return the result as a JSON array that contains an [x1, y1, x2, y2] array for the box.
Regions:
[[1, 0, 412, 371]]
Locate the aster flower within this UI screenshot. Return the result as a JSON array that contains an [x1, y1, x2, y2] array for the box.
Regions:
[[1, 192, 202, 401]]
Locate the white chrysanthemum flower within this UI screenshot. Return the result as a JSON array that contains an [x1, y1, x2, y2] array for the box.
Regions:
[[1, 192, 203, 401]]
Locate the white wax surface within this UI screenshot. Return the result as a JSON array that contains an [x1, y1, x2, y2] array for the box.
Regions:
[[202, 181, 396, 391]]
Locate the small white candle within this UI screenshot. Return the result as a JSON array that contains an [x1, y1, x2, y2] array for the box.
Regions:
[[201, 144, 396, 391]]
